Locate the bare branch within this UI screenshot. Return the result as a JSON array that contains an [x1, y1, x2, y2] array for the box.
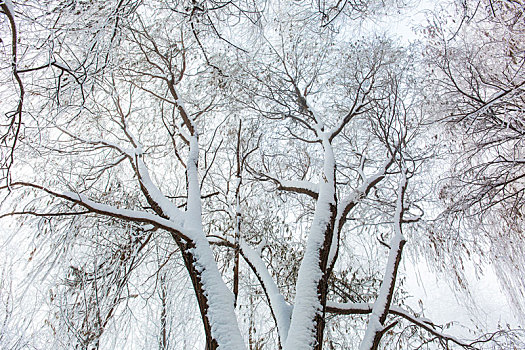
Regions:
[[1, 1, 24, 184]]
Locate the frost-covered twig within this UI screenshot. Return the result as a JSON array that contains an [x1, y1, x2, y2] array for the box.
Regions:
[[1, 0, 24, 183]]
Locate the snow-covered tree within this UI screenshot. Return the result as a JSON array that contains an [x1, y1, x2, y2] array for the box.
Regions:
[[1, 0, 523, 349], [426, 0, 525, 319]]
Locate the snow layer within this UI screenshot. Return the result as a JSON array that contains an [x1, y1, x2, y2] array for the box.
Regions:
[[2, 0, 14, 14], [191, 233, 247, 349], [284, 138, 336, 349], [183, 135, 246, 349], [240, 241, 292, 343]]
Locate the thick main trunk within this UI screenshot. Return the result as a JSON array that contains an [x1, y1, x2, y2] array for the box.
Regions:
[[313, 203, 337, 350], [287, 201, 337, 350], [285, 138, 337, 350], [171, 234, 218, 350], [141, 186, 220, 347]]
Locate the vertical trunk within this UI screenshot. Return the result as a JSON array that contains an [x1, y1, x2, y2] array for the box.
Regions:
[[313, 203, 337, 350], [183, 134, 218, 349], [359, 236, 405, 350], [233, 119, 242, 307], [171, 234, 219, 350], [138, 104, 244, 348], [233, 238, 240, 307], [248, 293, 255, 350], [359, 171, 407, 350], [285, 139, 337, 350], [176, 135, 244, 349]]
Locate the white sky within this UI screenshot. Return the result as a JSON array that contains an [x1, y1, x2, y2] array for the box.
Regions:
[[403, 258, 523, 340]]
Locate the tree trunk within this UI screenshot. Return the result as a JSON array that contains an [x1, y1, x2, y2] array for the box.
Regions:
[[171, 234, 219, 350], [314, 203, 337, 349]]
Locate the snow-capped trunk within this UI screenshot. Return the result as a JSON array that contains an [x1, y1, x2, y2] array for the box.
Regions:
[[161, 82, 246, 349], [129, 127, 244, 348], [284, 137, 337, 350], [173, 236, 219, 349], [180, 135, 246, 350]]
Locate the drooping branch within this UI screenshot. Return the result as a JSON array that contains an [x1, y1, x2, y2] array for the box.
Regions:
[[0, 209, 91, 219], [326, 302, 476, 349], [2, 182, 190, 241], [1, 1, 24, 183]]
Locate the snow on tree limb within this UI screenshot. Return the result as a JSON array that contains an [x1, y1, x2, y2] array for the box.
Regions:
[[284, 136, 337, 349], [277, 179, 319, 199], [3, 182, 191, 240], [238, 240, 292, 346], [326, 302, 475, 349], [359, 167, 407, 350]]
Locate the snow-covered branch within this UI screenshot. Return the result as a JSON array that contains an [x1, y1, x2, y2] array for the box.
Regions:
[[327, 158, 394, 269], [6, 179, 246, 349], [326, 302, 475, 348], [327, 100, 366, 142], [359, 167, 407, 350], [207, 235, 292, 347], [4, 182, 191, 241], [284, 136, 337, 349], [337, 158, 394, 226], [277, 179, 319, 199], [167, 80, 196, 136], [239, 241, 292, 346], [252, 170, 319, 199]]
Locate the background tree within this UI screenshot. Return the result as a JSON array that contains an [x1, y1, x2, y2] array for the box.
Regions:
[[426, 0, 525, 319]]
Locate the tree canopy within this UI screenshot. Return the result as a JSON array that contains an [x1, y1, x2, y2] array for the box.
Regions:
[[0, 0, 524, 349]]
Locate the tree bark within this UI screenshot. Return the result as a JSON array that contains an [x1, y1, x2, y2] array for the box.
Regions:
[[170, 233, 219, 350], [314, 203, 337, 350]]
